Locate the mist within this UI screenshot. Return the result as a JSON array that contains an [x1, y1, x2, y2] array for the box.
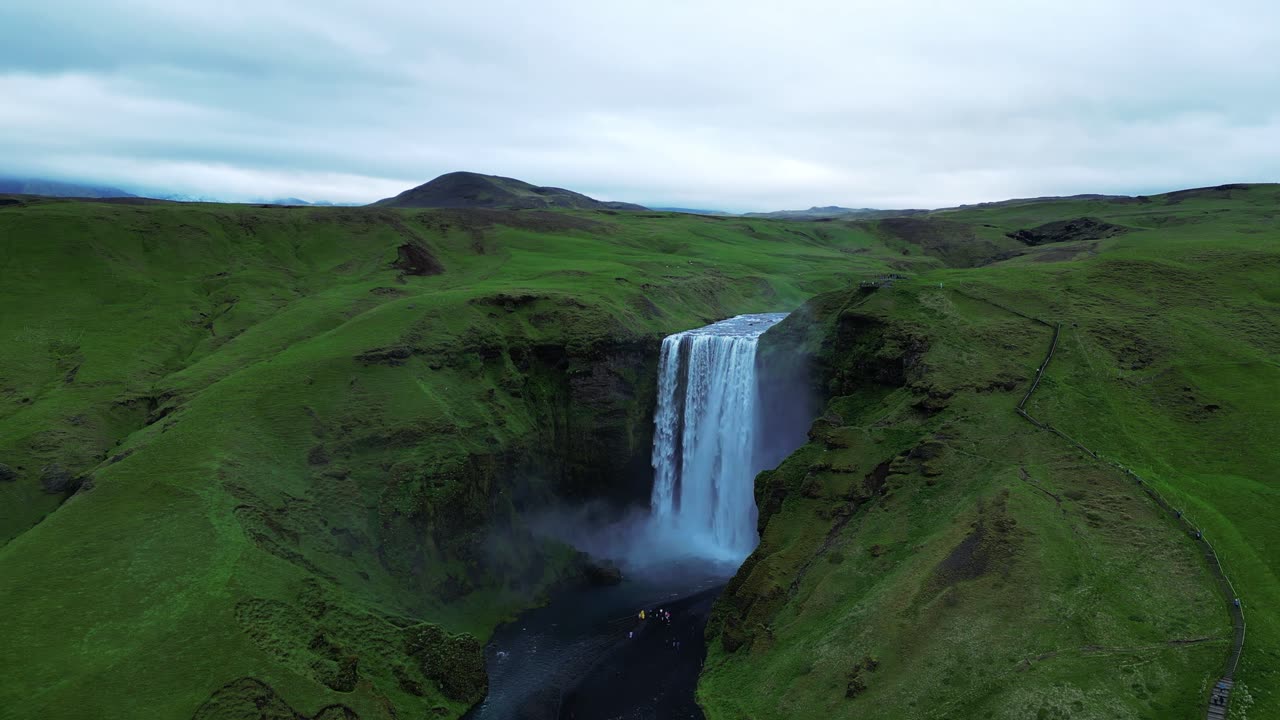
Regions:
[[521, 313, 817, 583]]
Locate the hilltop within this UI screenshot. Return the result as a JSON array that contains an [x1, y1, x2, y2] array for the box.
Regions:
[[373, 171, 648, 211]]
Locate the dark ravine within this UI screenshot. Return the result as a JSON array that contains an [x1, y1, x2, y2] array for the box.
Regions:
[[464, 313, 820, 720]]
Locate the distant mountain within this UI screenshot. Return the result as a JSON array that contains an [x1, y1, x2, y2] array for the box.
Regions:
[[148, 192, 222, 203], [373, 171, 647, 211], [0, 177, 135, 199], [932, 193, 1139, 213], [744, 205, 926, 220], [261, 198, 358, 207], [653, 207, 734, 216], [248, 198, 355, 206]]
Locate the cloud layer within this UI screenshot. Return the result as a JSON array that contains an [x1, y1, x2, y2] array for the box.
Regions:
[[2, 1, 1277, 209]]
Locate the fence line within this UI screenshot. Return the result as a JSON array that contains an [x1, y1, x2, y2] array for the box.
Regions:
[[951, 286, 1246, 691]]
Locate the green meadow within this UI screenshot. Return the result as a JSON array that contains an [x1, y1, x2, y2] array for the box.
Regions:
[[0, 185, 1276, 719]]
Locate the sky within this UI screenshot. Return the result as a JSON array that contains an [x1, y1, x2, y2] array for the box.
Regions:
[[1, 1, 1278, 211]]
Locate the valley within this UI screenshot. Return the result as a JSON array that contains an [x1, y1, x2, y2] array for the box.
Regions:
[[0, 183, 1276, 719]]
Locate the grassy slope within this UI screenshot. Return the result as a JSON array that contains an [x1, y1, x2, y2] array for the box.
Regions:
[[0, 199, 906, 719], [1, 186, 1274, 720], [700, 185, 1279, 719]]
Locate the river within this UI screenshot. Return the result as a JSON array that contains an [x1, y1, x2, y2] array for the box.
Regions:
[[463, 559, 734, 720]]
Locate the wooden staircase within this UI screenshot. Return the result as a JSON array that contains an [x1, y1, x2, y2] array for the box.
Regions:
[[1206, 678, 1233, 720]]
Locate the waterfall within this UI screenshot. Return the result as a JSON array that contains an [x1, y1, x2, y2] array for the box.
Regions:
[[649, 313, 788, 561]]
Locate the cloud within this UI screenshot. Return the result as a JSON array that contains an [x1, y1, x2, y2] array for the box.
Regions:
[[1, 0, 1277, 209]]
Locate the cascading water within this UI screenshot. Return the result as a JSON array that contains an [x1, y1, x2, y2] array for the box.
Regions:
[[468, 312, 810, 720], [649, 313, 788, 561]]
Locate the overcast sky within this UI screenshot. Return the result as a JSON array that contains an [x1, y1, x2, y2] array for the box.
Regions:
[[1, 1, 1278, 210]]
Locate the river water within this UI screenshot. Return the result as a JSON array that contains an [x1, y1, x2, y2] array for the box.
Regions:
[[462, 560, 733, 720]]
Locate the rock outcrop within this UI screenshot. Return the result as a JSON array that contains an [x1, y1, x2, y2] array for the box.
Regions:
[[1006, 216, 1131, 245]]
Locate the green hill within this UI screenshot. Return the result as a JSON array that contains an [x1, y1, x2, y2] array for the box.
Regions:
[[0, 198, 897, 718], [372, 171, 647, 211], [0, 185, 1276, 719]]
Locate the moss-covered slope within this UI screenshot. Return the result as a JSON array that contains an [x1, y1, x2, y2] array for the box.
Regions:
[[2, 184, 1276, 720], [0, 199, 905, 719], [700, 185, 1280, 719]]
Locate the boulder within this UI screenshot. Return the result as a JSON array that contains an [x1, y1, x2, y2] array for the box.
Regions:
[[39, 464, 78, 494], [582, 557, 624, 586]]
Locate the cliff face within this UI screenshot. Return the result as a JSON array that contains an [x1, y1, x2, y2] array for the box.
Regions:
[[360, 321, 663, 616], [215, 320, 665, 715], [512, 338, 661, 506]]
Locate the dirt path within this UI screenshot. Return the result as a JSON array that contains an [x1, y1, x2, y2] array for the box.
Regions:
[[951, 287, 1247, 719]]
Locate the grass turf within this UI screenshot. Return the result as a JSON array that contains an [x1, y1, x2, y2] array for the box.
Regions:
[[0, 185, 1275, 719], [700, 185, 1280, 719], [0, 199, 904, 719]]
